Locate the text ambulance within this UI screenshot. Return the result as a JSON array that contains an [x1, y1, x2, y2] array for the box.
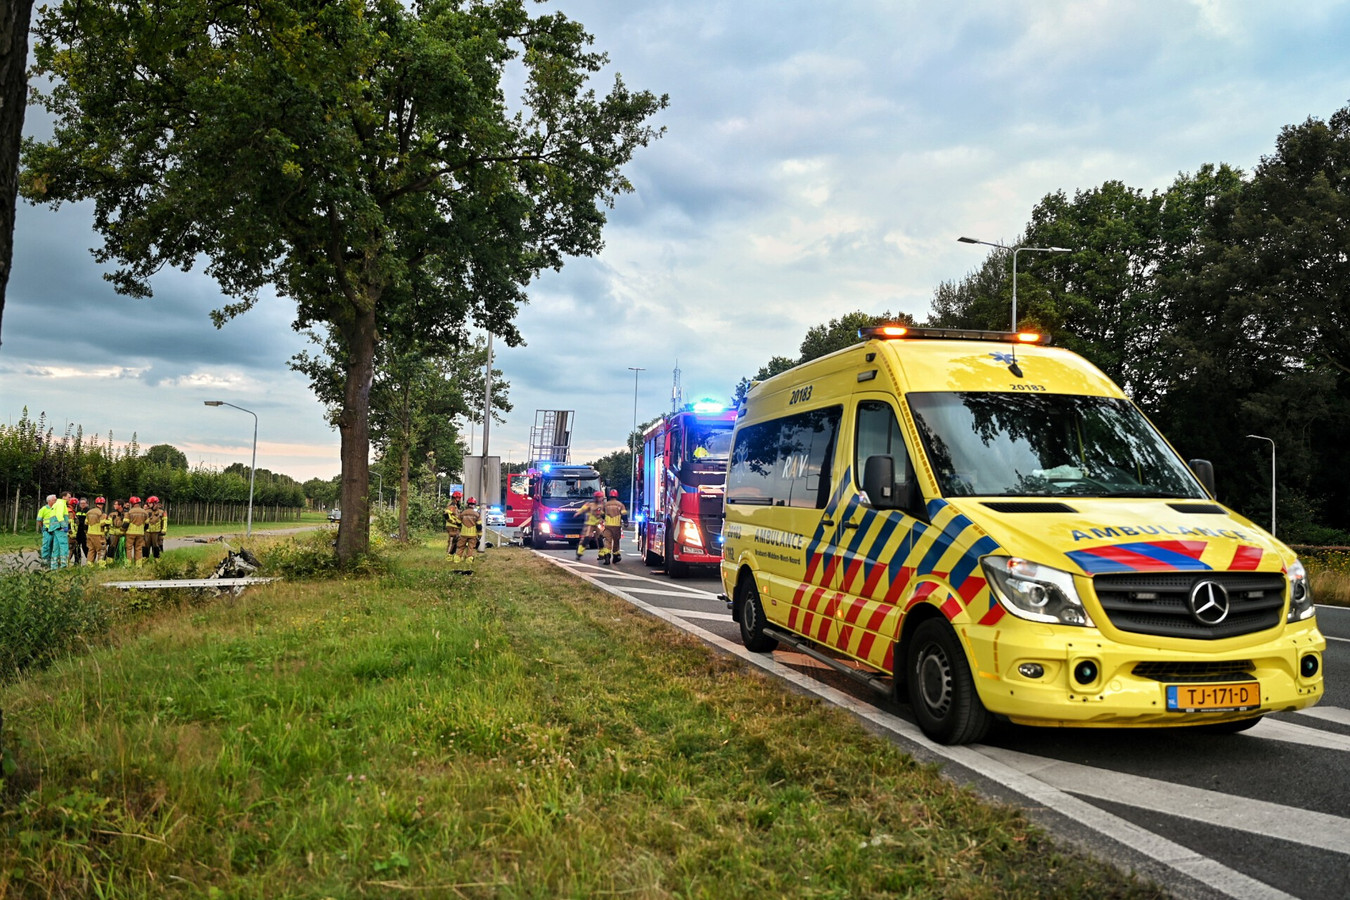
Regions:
[[721, 326, 1324, 744]]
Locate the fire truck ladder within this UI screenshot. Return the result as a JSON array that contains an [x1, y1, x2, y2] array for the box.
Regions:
[[529, 409, 574, 465]]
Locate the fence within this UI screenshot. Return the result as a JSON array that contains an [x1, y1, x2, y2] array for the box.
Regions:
[[7, 489, 303, 533]]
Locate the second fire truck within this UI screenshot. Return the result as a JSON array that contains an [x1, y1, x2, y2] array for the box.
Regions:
[[636, 402, 737, 577]]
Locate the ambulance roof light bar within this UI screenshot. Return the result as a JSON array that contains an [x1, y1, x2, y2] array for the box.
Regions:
[[858, 325, 1050, 345]]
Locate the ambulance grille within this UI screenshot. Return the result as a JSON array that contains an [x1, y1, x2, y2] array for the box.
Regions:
[[1092, 572, 1285, 640], [1132, 660, 1256, 682]]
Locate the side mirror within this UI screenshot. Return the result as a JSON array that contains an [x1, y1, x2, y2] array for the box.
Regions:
[[1188, 458, 1215, 497], [863, 455, 919, 511]]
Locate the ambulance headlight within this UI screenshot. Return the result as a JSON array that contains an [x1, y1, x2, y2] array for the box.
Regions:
[[982, 557, 1094, 627], [1287, 560, 1315, 622]]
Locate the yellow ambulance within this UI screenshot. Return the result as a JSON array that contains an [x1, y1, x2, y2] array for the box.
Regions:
[[720, 325, 1324, 744]]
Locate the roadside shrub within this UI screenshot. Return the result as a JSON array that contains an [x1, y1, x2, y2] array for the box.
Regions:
[[259, 531, 388, 579], [0, 570, 108, 683]]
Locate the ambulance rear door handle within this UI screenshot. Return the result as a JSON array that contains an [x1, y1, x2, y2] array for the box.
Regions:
[[822, 518, 835, 526], [842, 521, 860, 530]]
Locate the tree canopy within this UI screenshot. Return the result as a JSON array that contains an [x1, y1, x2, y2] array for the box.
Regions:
[[22, 0, 666, 562]]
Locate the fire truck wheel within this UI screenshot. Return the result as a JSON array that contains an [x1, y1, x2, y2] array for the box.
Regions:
[[906, 618, 991, 745], [642, 536, 660, 567], [738, 579, 778, 653], [664, 529, 689, 579]]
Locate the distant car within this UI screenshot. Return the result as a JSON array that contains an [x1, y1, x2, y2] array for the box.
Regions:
[[327, 508, 341, 523], [484, 506, 506, 527]]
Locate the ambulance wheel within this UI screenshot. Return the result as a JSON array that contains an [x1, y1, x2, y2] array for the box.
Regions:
[[906, 618, 991, 745], [738, 580, 778, 653]]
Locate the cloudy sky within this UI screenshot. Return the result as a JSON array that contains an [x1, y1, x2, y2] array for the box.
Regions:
[[4, 0, 1350, 482]]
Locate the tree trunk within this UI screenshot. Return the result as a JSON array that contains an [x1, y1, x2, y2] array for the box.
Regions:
[[398, 442, 410, 542], [335, 304, 377, 563], [0, 0, 35, 345]]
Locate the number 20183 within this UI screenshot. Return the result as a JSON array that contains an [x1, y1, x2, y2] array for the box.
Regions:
[[789, 385, 813, 405]]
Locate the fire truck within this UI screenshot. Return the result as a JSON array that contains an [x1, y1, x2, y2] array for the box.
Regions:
[[504, 471, 531, 528], [636, 401, 737, 576], [517, 463, 604, 549]]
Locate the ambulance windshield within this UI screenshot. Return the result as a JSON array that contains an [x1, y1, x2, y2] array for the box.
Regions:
[[907, 392, 1207, 499]]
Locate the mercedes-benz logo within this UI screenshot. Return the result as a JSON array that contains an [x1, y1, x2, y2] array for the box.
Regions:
[[1188, 580, 1231, 626]]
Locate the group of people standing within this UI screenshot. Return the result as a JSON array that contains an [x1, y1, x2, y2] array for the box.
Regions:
[[36, 493, 168, 569], [443, 491, 481, 563]]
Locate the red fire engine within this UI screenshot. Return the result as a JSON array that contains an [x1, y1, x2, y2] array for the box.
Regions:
[[635, 401, 737, 577]]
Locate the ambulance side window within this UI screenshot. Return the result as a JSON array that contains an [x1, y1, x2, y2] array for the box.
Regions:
[[727, 406, 841, 509], [854, 400, 909, 485]]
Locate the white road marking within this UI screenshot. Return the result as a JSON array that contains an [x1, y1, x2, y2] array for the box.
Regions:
[[1250, 717, 1350, 751], [661, 608, 728, 621], [979, 745, 1350, 855], [1292, 705, 1350, 729], [539, 551, 1345, 900]]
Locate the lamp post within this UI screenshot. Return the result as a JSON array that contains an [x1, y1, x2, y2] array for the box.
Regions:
[[204, 400, 257, 536], [958, 237, 1072, 331], [628, 366, 645, 525], [375, 472, 383, 509], [1246, 434, 1276, 536]]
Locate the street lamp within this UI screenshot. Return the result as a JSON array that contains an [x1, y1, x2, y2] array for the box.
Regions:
[[628, 366, 645, 525], [1246, 434, 1276, 536], [204, 400, 257, 536], [958, 236, 1072, 331]]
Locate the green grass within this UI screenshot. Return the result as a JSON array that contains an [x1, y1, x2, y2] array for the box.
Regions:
[[0, 544, 1166, 899]]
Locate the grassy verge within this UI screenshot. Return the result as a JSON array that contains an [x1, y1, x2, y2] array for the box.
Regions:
[[0, 543, 1165, 898]]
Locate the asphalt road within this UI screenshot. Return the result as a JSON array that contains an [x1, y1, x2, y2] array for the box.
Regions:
[[527, 529, 1350, 900]]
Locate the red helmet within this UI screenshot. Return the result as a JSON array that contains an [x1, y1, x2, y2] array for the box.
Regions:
[[147, 495, 159, 503], [467, 497, 477, 505], [608, 489, 619, 498], [593, 490, 603, 498], [129, 496, 141, 504], [452, 490, 462, 498], [95, 497, 105, 505]]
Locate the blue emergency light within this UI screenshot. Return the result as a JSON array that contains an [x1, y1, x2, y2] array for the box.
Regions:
[[692, 400, 726, 414]]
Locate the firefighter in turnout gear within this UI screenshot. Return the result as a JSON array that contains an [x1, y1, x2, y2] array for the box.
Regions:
[[598, 489, 628, 565], [456, 498, 480, 563], [123, 497, 149, 566], [86, 498, 107, 566], [444, 490, 464, 557], [145, 496, 167, 559], [577, 490, 604, 559]]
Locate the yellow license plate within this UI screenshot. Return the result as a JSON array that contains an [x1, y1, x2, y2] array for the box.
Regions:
[[1166, 682, 1260, 712]]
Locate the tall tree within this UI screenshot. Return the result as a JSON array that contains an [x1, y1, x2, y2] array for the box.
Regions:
[[22, 0, 666, 562], [0, 0, 34, 345]]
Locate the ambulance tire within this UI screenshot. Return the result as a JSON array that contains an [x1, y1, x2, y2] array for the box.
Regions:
[[738, 580, 778, 653], [906, 618, 992, 745]]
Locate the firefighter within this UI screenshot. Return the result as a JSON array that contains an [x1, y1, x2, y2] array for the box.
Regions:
[[598, 489, 628, 565], [444, 490, 464, 558], [72, 498, 89, 564], [576, 490, 605, 559], [123, 496, 149, 566], [86, 498, 107, 566], [456, 498, 481, 563], [145, 496, 166, 559]]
